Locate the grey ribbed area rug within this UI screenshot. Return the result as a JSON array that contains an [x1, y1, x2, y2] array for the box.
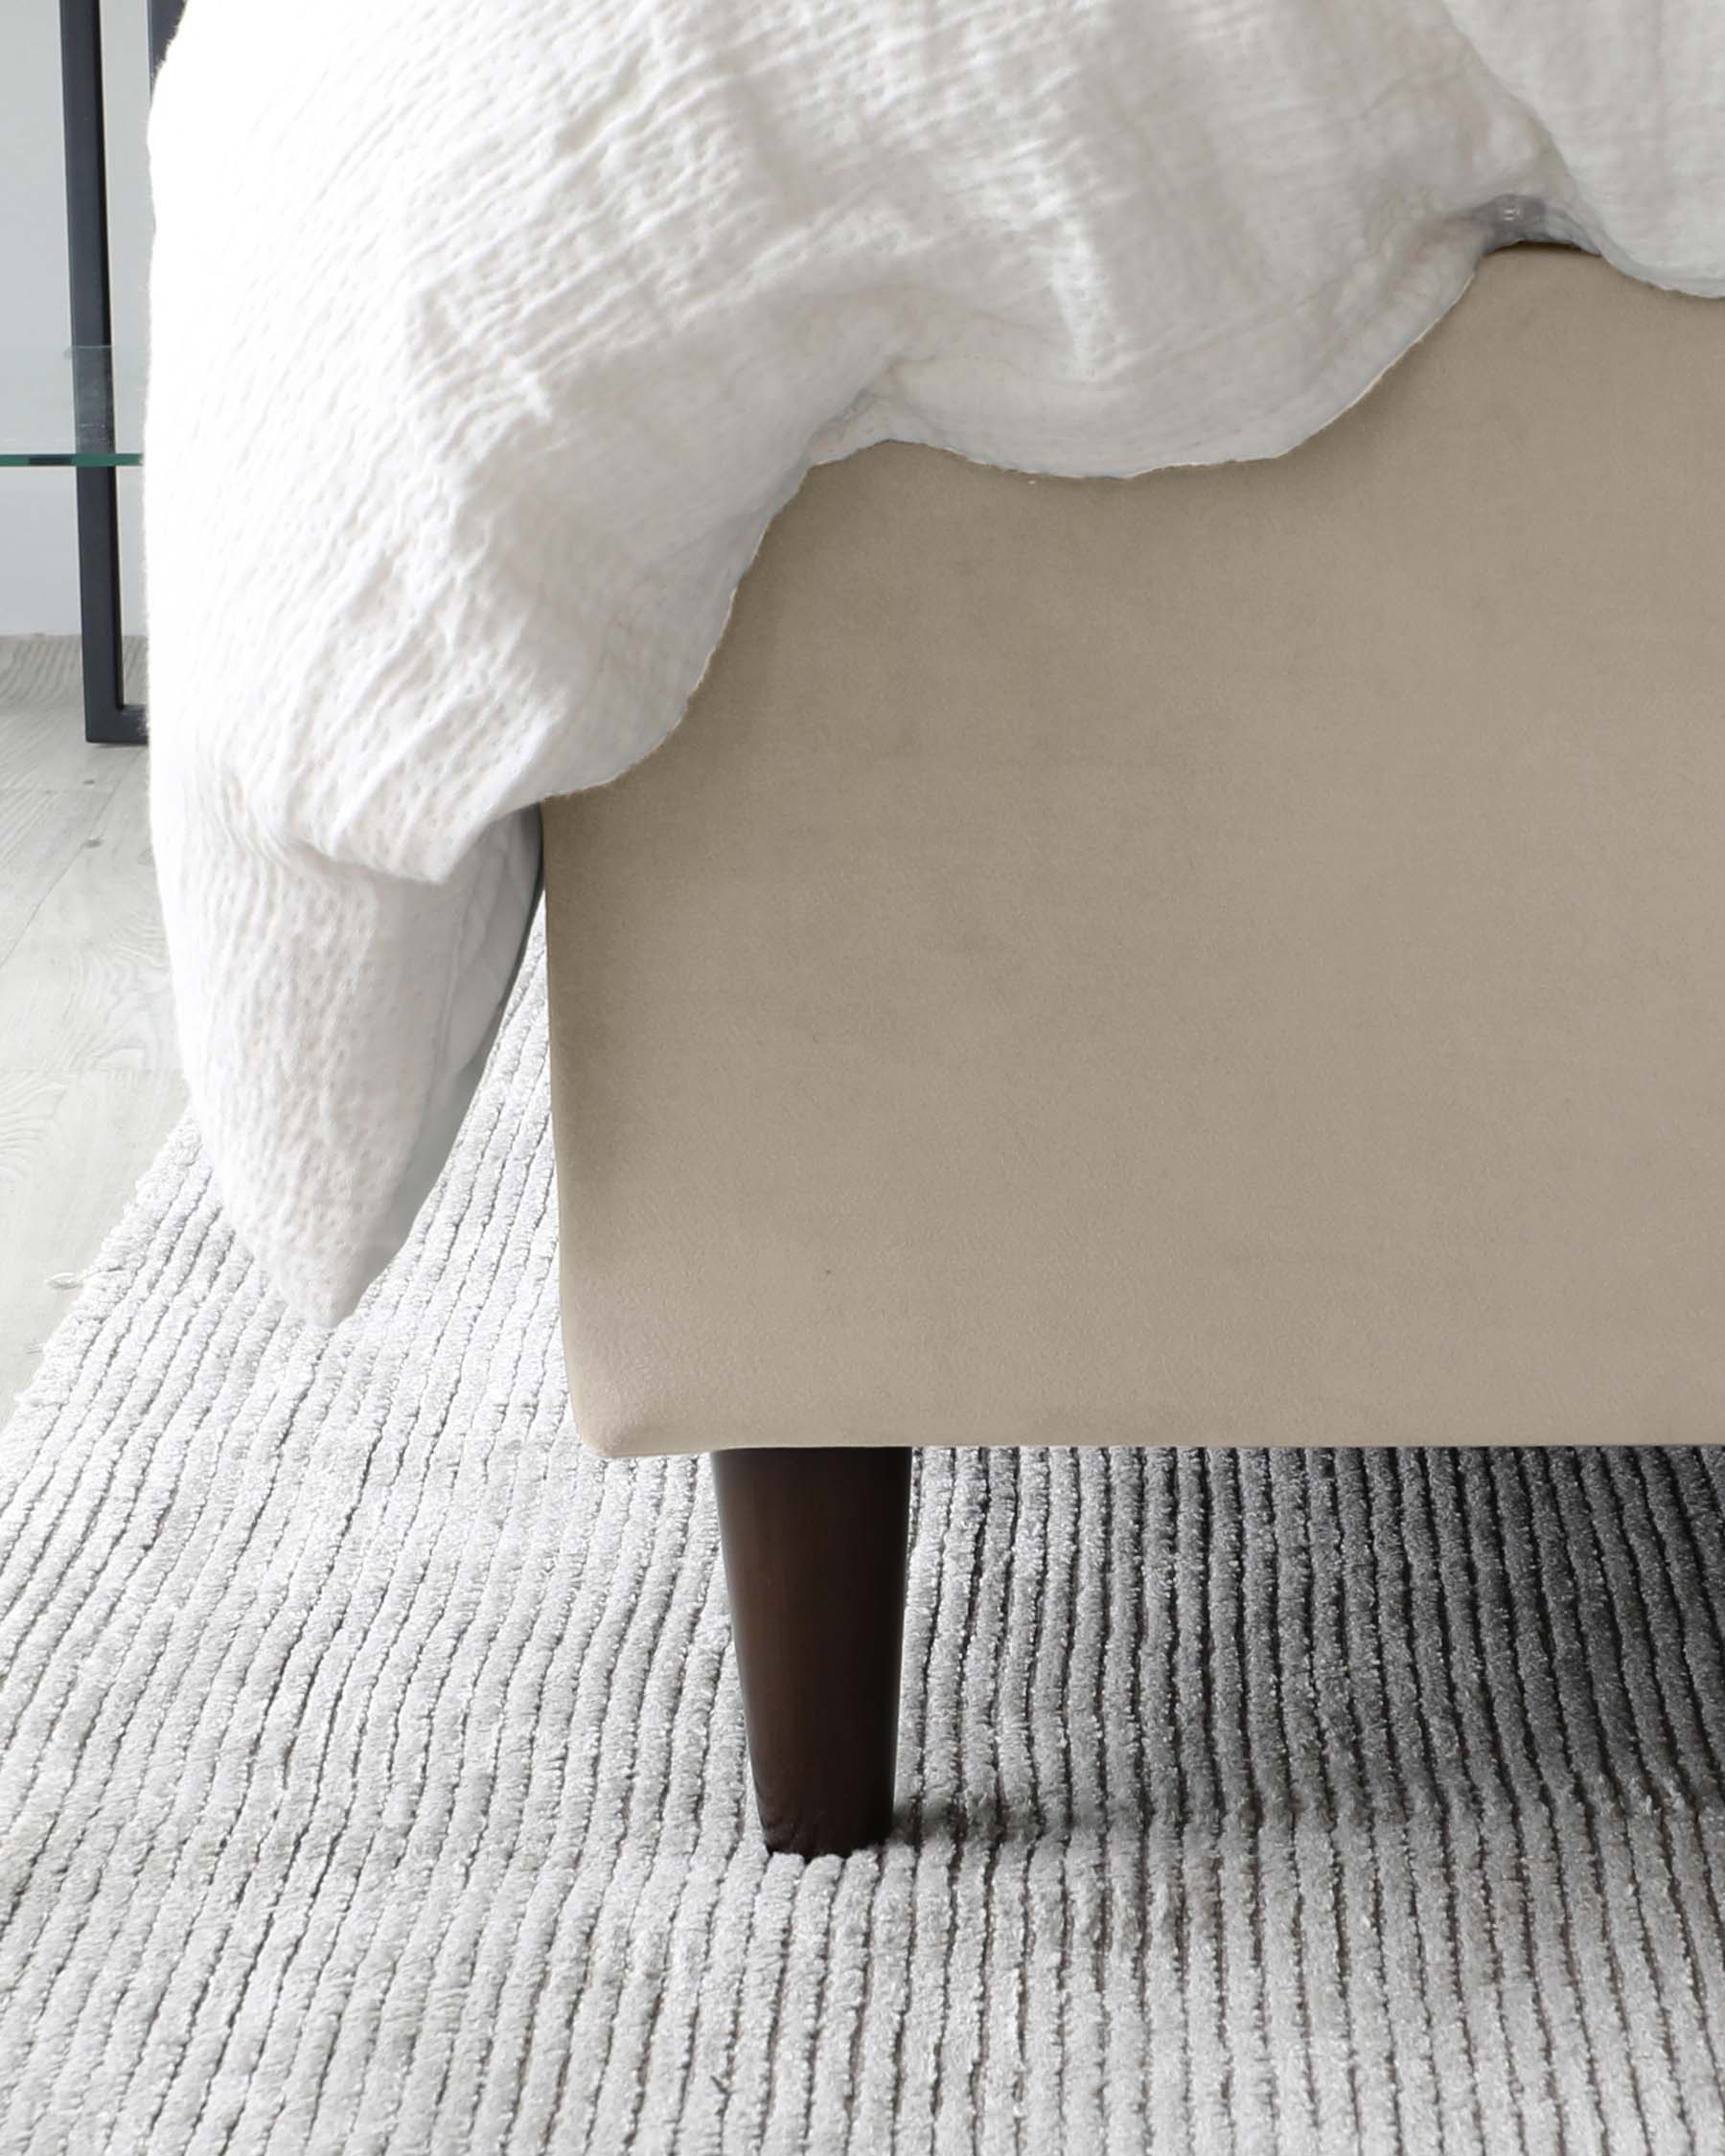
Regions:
[[5, 929, 1725, 2154]]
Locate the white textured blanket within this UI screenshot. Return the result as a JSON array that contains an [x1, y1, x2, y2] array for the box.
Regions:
[[144, 0, 1725, 1326]]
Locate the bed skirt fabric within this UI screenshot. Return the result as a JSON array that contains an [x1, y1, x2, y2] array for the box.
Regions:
[[544, 252, 1725, 1457]]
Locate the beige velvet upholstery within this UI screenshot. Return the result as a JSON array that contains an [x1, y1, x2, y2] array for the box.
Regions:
[[543, 247, 1725, 1459]]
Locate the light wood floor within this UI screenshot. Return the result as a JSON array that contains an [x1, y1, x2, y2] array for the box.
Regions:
[[0, 640, 183, 1422]]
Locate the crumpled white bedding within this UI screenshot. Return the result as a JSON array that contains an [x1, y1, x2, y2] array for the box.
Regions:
[[144, 0, 1725, 1326]]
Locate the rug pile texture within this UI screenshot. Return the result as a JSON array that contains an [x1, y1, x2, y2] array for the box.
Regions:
[[4, 932, 1725, 2152]]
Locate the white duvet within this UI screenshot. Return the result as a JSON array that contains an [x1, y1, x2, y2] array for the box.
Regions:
[[144, 0, 1725, 1326]]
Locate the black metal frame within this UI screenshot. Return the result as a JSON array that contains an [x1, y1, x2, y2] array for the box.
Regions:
[[58, 0, 184, 745]]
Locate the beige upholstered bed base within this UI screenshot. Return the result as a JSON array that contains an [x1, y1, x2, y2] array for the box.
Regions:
[[543, 247, 1725, 1460]]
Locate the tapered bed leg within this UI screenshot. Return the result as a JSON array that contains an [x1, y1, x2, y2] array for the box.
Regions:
[[711, 1446, 912, 1858]]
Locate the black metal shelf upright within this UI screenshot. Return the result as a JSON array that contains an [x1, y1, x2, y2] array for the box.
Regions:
[[58, 0, 184, 745]]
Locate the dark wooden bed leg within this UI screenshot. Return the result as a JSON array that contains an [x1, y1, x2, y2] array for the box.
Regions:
[[711, 1446, 912, 1858]]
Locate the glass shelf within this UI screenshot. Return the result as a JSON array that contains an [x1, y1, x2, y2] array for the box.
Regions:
[[0, 345, 145, 467]]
